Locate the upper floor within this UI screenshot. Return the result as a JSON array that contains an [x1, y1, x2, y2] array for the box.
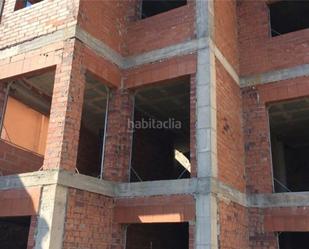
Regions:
[[0, 0, 308, 77]]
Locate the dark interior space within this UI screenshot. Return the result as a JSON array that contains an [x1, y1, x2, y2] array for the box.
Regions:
[[15, 0, 44, 10], [269, 1, 309, 37], [279, 232, 309, 249], [76, 73, 109, 178], [130, 77, 191, 182], [126, 222, 189, 249], [141, 0, 187, 19], [0, 216, 31, 249], [269, 98, 309, 192]]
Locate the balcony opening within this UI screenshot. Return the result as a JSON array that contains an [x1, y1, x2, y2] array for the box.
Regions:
[[269, 98, 309, 192], [75, 72, 109, 178], [268, 1, 309, 37], [0, 216, 31, 249], [279, 232, 309, 249], [141, 0, 187, 19], [130, 76, 190, 182], [126, 222, 189, 249], [15, 0, 43, 10], [0, 70, 55, 175]]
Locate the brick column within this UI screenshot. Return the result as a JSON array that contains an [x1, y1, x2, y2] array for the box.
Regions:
[[103, 88, 134, 182], [43, 40, 85, 171]]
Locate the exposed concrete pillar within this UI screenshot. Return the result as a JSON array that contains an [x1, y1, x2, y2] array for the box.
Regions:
[[35, 184, 68, 249], [195, 194, 218, 249], [43, 40, 86, 171], [195, 1, 218, 249], [103, 88, 134, 182]]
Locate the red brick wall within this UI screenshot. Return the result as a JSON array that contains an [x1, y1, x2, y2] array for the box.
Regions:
[[0, 43, 61, 81], [27, 216, 38, 249], [242, 86, 273, 193], [103, 88, 134, 182], [0, 188, 41, 217], [78, 0, 137, 55], [216, 60, 245, 191], [264, 207, 309, 232], [124, 54, 197, 89], [114, 195, 195, 224], [43, 40, 85, 171], [237, 0, 309, 76], [0, 0, 79, 49], [0, 139, 43, 175], [82, 45, 121, 87], [214, 0, 239, 71], [249, 208, 278, 249], [242, 76, 309, 193], [219, 201, 249, 249], [63, 188, 125, 249], [125, 1, 195, 56]]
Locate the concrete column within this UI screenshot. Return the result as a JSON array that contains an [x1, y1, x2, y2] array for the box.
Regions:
[[195, 1, 218, 249], [195, 194, 218, 249], [43, 40, 86, 171], [103, 88, 134, 182], [35, 184, 68, 249]]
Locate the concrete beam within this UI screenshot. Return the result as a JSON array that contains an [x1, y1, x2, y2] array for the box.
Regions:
[[117, 178, 197, 197], [0, 26, 75, 60], [124, 37, 208, 68], [1, 171, 309, 209], [210, 40, 239, 85], [57, 170, 116, 197], [0, 170, 58, 190], [75, 26, 123, 67], [240, 64, 309, 87], [249, 192, 309, 208]]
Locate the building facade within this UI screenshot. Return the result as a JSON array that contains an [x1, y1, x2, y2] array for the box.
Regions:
[[0, 0, 308, 248]]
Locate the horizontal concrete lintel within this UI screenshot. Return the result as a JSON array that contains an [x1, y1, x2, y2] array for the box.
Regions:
[[124, 37, 209, 69], [117, 178, 200, 197], [1, 171, 309, 208], [249, 192, 309, 208], [57, 170, 116, 197], [0, 26, 76, 60], [240, 64, 309, 87], [0, 170, 58, 190]]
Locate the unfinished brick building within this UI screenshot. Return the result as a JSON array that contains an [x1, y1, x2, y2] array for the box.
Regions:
[[0, 0, 308, 248]]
